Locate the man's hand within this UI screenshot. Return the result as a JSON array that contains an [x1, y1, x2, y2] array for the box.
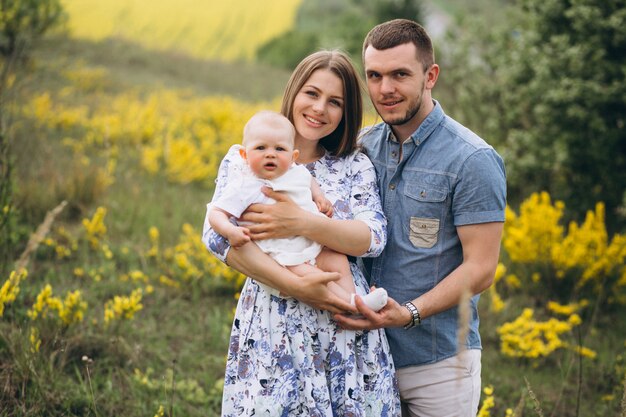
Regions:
[[241, 187, 306, 240], [288, 271, 357, 314], [334, 293, 410, 330]]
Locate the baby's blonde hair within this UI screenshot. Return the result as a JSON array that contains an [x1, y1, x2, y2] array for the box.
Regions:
[[242, 110, 296, 147]]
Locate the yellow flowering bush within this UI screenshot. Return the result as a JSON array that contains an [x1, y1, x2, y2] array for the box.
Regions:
[[58, 290, 88, 326], [39, 226, 79, 261], [27, 284, 87, 326], [503, 192, 626, 306], [0, 269, 27, 317], [23, 77, 272, 188], [504, 192, 565, 263], [477, 385, 495, 417], [488, 263, 507, 313], [159, 223, 245, 290], [82, 206, 108, 250], [28, 284, 63, 321], [497, 307, 595, 360], [103, 288, 144, 326], [546, 300, 589, 316]]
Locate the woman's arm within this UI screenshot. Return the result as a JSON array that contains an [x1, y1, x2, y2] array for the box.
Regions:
[[225, 243, 355, 313], [241, 152, 386, 257]]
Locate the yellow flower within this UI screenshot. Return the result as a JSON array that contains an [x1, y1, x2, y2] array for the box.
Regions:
[[104, 288, 144, 326], [503, 192, 564, 264], [567, 314, 582, 326], [58, 290, 88, 326], [30, 327, 41, 353], [477, 387, 495, 417], [128, 270, 149, 283], [489, 286, 505, 313], [102, 244, 113, 259], [28, 285, 86, 326], [570, 345, 597, 359], [547, 300, 588, 316], [497, 308, 573, 359], [158, 275, 180, 289], [505, 274, 521, 289], [1, 269, 27, 317], [82, 207, 108, 249], [28, 285, 62, 320]]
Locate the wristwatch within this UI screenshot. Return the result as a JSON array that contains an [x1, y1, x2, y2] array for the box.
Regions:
[[403, 301, 421, 329]]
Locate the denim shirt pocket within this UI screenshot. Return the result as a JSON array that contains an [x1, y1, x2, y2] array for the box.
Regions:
[[404, 183, 447, 248]]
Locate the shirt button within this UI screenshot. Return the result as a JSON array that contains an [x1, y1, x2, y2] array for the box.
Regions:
[[390, 184, 396, 190]]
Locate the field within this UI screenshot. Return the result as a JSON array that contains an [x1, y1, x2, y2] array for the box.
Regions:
[[61, 0, 302, 61], [1, 1, 626, 416]]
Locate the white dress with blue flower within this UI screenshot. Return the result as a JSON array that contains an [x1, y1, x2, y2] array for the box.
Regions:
[[202, 145, 400, 417]]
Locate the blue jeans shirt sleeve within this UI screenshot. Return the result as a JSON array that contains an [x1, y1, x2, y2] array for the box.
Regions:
[[453, 148, 507, 226]]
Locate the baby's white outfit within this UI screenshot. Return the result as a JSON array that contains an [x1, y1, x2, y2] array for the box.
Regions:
[[212, 163, 322, 266]]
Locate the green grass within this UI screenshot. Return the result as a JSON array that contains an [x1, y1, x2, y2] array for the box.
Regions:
[[33, 35, 291, 102]]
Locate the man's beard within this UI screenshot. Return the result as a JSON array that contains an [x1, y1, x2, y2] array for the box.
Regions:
[[384, 96, 422, 127], [380, 80, 425, 127]]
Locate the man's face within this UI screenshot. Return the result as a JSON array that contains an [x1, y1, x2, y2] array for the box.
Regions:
[[364, 42, 433, 139]]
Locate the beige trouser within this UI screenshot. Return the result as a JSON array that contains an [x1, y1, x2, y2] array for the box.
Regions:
[[397, 349, 482, 417]]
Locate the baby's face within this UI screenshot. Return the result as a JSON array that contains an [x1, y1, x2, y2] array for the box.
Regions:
[[244, 130, 296, 180]]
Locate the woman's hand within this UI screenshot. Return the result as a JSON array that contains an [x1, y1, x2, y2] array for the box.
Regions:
[[334, 294, 409, 330], [240, 187, 310, 240], [288, 271, 357, 314]]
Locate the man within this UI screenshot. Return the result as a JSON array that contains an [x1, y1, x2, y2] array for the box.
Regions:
[[334, 19, 507, 417]]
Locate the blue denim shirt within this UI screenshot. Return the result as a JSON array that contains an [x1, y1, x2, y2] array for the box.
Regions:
[[360, 101, 506, 368]]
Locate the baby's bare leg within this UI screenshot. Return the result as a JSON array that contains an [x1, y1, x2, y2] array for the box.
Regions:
[[315, 247, 356, 294], [287, 262, 352, 303], [317, 248, 389, 312]]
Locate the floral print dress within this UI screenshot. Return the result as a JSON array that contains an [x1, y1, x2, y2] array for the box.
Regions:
[[202, 145, 400, 417]]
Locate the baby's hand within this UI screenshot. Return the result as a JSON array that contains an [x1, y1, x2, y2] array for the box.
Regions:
[[315, 197, 334, 217], [228, 227, 251, 248]]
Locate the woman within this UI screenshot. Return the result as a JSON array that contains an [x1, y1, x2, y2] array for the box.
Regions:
[[202, 50, 399, 416]]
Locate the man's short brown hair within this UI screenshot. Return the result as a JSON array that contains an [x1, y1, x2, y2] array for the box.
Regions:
[[363, 19, 435, 72]]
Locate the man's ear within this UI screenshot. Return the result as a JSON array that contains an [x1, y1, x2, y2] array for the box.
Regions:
[[426, 64, 440, 89], [292, 149, 300, 162], [239, 147, 247, 160]]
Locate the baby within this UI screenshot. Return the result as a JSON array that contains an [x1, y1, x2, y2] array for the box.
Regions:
[[208, 110, 387, 311]]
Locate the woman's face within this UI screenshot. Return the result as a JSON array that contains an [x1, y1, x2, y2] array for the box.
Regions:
[[292, 68, 345, 144]]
